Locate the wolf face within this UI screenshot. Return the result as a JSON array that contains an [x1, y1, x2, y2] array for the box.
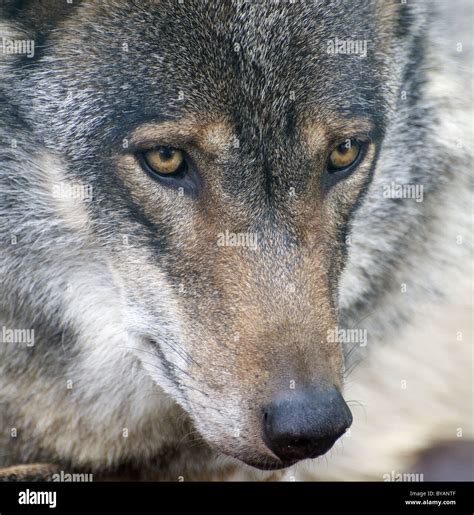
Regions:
[[2, 0, 453, 476]]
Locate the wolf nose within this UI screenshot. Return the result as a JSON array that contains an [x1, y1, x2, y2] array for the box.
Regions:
[[262, 385, 352, 463]]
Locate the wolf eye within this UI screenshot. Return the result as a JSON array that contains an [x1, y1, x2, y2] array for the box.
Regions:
[[142, 147, 185, 176], [136, 146, 201, 197], [327, 139, 362, 173]]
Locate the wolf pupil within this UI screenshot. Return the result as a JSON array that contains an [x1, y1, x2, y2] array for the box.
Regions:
[[159, 147, 175, 160], [327, 139, 361, 174]]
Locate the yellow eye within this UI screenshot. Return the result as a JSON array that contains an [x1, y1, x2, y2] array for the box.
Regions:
[[143, 147, 185, 175], [328, 139, 362, 172]]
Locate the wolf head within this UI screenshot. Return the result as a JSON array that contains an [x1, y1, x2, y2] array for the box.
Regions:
[[1, 0, 441, 473]]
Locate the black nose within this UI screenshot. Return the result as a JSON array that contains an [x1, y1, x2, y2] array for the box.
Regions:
[[262, 385, 352, 463]]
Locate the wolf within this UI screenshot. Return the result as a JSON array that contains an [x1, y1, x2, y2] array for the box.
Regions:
[[0, 0, 472, 481]]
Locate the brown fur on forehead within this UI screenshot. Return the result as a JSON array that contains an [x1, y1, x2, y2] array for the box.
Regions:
[[301, 116, 374, 154], [130, 117, 235, 156]]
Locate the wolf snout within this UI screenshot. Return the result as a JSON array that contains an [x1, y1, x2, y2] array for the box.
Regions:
[[261, 385, 352, 463]]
